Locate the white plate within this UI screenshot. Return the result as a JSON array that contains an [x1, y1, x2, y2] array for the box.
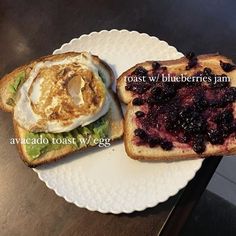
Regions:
[[34, 29, 203, 214]]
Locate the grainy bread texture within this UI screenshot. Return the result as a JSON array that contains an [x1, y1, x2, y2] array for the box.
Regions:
[[0, 52, 123, 167], [117, 54, 236, 161]]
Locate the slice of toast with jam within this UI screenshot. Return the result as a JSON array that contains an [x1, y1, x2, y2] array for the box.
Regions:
[[117, 53, 236, 161]]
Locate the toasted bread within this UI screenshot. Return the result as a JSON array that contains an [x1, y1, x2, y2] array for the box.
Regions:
[[0, 52, 113, 113], [117, 54, 236, 104], [124, 102, 236, 161], [117, 53, 236, 161], [0, 52, 123, 167], [14, 92, 123, 167]]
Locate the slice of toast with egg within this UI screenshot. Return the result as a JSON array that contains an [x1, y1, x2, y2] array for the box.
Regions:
[[0, 52, 123, 167], [117, 53, 236, 161]]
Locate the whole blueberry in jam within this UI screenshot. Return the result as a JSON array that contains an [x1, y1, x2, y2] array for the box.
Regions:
[[220, 60, 236, 72], [185, 52, 195, 60], [134, 128, 147, 139], [133, 66, 148, 76], [132, 97, 144, 106], [160, 139, 173, 150], [214, 110, 234, 125], [207, 129, 224, 145], [148, 137, 160, 148], [186, 58, 198, 70], [192, 140, 206, 154], [203, 67, 212, 75], [135, 111, 145, 118], [152, 61, 160, 70], [193, 93, 208, 111]]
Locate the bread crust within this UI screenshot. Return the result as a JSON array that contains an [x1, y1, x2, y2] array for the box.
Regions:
[[117, 53, 234, 104], [13, 119, 77, 167], [12, 89, 123, 167], [119, 54, 236, 161], [0, 52, 123, 167], [124, 104, 236, 161]]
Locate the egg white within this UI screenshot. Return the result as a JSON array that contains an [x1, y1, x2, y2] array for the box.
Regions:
[[14, 53, 111, 133]]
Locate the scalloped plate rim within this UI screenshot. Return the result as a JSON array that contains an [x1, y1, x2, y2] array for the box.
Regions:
[[33, 29, 203, 214]]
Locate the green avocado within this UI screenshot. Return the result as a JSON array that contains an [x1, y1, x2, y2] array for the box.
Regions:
[[6, 71, 26, 106], [8, 71, 26, 94], [25, 115, 109, 160], [92, 118, 109, 139], [25, 133, 49, 160]]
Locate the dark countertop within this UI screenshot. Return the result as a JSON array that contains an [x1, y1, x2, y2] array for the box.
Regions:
[[0, 0, 235, 235]]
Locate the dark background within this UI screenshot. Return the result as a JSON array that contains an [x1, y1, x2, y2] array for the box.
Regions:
[[0, 0, 236, 235], [1, 0, 236, 77]]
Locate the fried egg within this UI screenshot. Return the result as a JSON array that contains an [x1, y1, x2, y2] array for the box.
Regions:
[[14, 53, 110, 133]]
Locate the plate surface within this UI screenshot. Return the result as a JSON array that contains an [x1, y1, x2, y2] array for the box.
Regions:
[[34, 29, 203, 214]]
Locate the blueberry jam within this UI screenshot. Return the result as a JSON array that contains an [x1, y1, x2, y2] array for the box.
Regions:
[[186, 52, 198, 70], [135, 111, 145, 118], [185, 52, 196, 60], [220, 60, 236, 72], [132, 97, 145, 106], [125, 57, 236, 154], [152, 61, 160, 70]]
